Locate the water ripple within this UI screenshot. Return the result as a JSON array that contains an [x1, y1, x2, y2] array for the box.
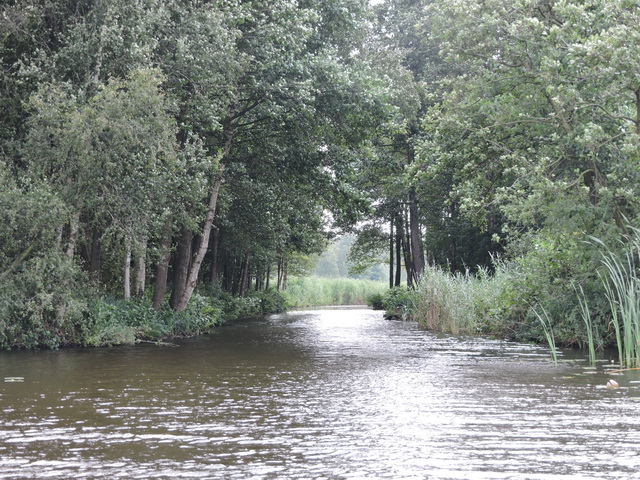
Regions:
[[1, 309, 639, 478]]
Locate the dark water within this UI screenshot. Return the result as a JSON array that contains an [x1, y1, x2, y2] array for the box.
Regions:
[[1, 307, 639, 479]]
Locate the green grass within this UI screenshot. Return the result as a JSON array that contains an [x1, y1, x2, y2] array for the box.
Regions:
[[285, 276, 387, 307]]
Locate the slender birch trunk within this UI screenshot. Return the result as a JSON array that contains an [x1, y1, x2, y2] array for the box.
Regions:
[[123, 237, 132, 301], [152, 217, 173, 310], [134, 237, 147, 296]]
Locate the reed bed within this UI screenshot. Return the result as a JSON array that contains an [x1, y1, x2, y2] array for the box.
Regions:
[[286, 277, 387, 307], [412, 266, 508, 335], [530, 303, 558, 365]]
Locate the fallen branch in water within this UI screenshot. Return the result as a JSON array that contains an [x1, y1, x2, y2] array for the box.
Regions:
[[606, 367, 640, 374], [136, 340, 180, 347]]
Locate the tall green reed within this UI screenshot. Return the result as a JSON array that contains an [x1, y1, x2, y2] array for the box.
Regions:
[[530, 303, 558, 365], [574, 284, 596, 366], [592, 229, 640, 367]]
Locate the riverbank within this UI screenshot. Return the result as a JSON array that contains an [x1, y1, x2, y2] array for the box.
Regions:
[[0, 288, 288, 350], [0, 276, 386, 350], [371, 262, 619, 360]]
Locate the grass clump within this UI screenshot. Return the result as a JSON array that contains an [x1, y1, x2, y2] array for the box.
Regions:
[[412, 268, 482, 334], [406, 265, 512, 336], [575, 284, 597, 365], [530, 303, 558, 365]]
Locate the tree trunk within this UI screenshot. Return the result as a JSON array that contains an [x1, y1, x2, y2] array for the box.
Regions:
[[239, 252, 251, 296], [170, 227, 194, 309], [55, 225, 63, 251], [55, 212, 80, 324], [255, 268, 262, 291], [408, 188, 424, 281], [395, 213, 402, 287], [65, 212, 80, 260], [282, 258, 288, 291], [266, 264, 271, 290], [223, 261, 231, 291], [134, 237, 147, 297], [402, 208, 414, 288], [209, 223, 219, 286], [389, 215, 394, 289], [151, 217, 173, 310], [173, 166, 226, 311], [171, 101, 236, 310], [407, 145, 424, 282], [123, 237, 132, 301], [277, 256, 288, 291]]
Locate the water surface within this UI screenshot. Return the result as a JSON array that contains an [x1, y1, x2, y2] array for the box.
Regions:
[[1, 308, 639, 479]]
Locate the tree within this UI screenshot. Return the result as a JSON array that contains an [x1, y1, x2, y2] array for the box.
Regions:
[[421, 0, 640, 240], [24, 68, 182, 298]]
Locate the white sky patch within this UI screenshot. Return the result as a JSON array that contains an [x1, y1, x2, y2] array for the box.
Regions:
[[323, 165, 337, 180]]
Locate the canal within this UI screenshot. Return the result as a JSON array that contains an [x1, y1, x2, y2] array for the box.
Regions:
[[1, 307, 639, 479]]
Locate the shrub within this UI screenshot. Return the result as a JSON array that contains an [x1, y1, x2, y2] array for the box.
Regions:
[[253, 289, 289, 314], [84, 294, 226, 347], [380, 286, 417, 320], [367, 292, 385, 310], [0, 254, 89, 349]]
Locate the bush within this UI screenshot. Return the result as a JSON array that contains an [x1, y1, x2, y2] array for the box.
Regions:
[[0, 254, 89, 349], [382, 286, 417, 320], [368, 287, 417, 320], [367, 292, 385, 310], [253, 289, 290, 314]]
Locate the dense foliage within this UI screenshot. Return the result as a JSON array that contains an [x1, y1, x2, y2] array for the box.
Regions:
[[2, 0, 640, 359]]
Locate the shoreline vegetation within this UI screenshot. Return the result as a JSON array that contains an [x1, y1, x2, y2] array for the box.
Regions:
[[1, 288, 289, 350], [0, 277, 387, 350], [371, 228, 640, 367]]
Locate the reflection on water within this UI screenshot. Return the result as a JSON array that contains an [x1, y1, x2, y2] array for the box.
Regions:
[[1, 308, 639, 479]]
